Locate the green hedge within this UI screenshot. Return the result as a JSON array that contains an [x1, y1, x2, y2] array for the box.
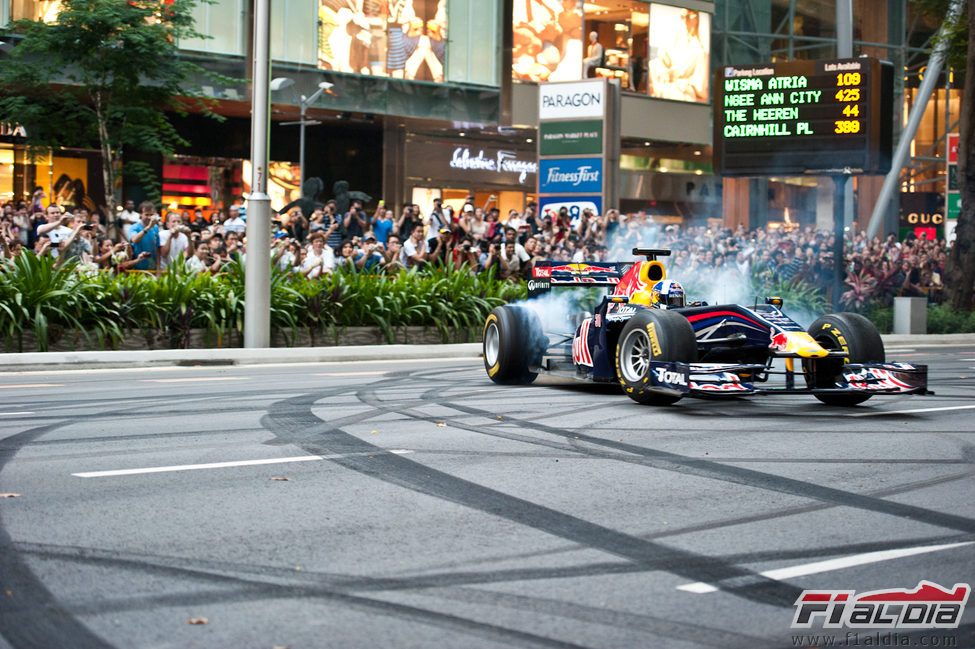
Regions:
[[0, 253, 525, 352]]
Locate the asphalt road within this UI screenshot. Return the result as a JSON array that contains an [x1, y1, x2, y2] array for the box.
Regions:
[[0, 345, 973, 649]]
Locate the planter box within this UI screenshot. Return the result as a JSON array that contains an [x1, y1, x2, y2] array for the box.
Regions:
[[9, 326, 481, 353]]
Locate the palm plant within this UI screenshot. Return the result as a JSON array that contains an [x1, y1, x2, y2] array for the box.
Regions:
[[0, 254, 526, 351], [0, 252, 120, 352]]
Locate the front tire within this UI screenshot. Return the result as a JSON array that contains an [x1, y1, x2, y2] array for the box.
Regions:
[[805, 312, 885, 406], [615, 309, 697, 405], [483, 306, 545, 385]]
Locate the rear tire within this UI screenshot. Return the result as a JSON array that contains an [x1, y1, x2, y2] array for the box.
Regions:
[[615, 309, 696, 405], [805, 312, 885, 406], [483, 306, 545, 385]]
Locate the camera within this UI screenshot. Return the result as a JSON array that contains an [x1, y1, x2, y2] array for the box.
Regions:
[[82, 224, 93, 231]]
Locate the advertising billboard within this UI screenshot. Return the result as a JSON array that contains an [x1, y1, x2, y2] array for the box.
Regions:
[[647, 4, 710, 103], [538, 195, 602, 223], [319, 0, 447, 82], [512, 0, 583, 82], [539, 157, 602, 194]]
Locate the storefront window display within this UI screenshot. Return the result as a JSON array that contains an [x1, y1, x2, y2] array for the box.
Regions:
[[516, 1, 709, 103], [405, 133, 537, 219], [318, 0, 447, 83], [583, 1, 646, 88], [412, 187, 534, 224]]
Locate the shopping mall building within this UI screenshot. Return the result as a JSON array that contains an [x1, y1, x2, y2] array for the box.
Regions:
[[0, 0, 958, 238]]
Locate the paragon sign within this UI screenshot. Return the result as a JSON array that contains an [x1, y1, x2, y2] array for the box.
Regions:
[[448, 147, 537, 183], [538, 80, 606, 120]]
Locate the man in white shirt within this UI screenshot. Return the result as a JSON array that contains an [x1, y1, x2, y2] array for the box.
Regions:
[[504, 209, 526, 230], [500, 240, 530, 279], [301, 232, 335, 279], [223, 205, 246, 234], [158, 213, 191, 271], [118, 199, 140, 241], [400, 226, 428, 268], [35, 205, 73, 258]]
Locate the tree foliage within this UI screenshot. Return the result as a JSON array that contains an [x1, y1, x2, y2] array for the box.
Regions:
[[0, 0, 228, 215], [913, 0, 975, 311]]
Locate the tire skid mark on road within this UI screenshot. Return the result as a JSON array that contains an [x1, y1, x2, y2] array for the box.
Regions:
[[0, 387, 307, 419], [0, 419, 117, 649], [336, 375, 975, 604], [0, 383, 370, 649], [262, 391, 806, 610], [13, 542, 596, 649], [402, 467, 975, 576], [4, 376, 581, 649], [436, 398, 975, 535], [12, 538, 778, 649]]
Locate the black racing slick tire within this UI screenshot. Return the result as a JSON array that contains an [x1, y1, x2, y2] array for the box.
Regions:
[[805, 312, 885, 406], [483, 305, 545, 385], [615, 309, 697, 406]]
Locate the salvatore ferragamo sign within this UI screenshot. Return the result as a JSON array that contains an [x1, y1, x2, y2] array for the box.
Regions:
[[448, 147, 538, 184]]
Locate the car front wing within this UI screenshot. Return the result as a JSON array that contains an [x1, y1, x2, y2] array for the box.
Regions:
[[645, 361, 929, 397]]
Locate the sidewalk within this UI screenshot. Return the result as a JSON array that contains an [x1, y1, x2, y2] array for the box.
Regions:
[[0, 344, 483, 372], [0, 334, 973, 372]]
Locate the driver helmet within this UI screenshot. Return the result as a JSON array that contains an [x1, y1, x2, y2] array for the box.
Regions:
[[650, 280, 685, 309]]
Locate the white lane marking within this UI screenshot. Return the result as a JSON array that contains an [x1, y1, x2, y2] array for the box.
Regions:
[[849, 404, 975, 418], [73, 450, 415, 478], [676, 541, 974, 594], [0, 411, 34, 416], [139, 377, 248, 383], [0, 383, 62, 389]]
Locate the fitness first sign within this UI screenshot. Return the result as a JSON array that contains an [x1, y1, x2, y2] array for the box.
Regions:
[[538, 80, 606, 120]]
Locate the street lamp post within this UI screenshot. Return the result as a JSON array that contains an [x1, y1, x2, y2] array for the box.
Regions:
[[271, 78, 333, 189], [244, 0, 272, 349]]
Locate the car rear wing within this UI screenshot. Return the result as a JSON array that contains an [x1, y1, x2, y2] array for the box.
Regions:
[[528, 261, 622, 298]]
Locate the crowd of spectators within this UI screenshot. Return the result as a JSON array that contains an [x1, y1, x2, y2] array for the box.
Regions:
[[0, 187, 952, 305]]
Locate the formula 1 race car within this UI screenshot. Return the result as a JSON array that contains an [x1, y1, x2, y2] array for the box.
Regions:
[[482, 249, 928, 406]]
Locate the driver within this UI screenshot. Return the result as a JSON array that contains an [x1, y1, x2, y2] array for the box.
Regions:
[[650, 279, 685, 309]]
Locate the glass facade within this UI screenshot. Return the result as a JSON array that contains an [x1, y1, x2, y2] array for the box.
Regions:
[[181, 0, 246, 57], [0, 0, 961, 230]]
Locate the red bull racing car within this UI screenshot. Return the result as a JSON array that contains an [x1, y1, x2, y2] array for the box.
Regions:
[[482, 249, 929, 406]]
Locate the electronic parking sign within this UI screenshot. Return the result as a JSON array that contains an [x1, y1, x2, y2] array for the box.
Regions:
[[713, 57, 893, 176]]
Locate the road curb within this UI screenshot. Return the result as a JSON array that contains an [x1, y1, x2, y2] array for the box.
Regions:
[[0, 344, 484, 372], [881, 333, 975, 347]]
